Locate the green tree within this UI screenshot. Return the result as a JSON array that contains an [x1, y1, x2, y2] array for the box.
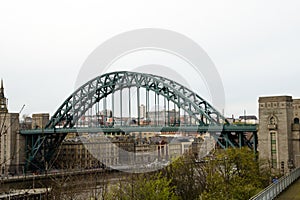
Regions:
[[200, 148, 270, 200], [108, 173, 178, 200], [163, 155, 206, 199]]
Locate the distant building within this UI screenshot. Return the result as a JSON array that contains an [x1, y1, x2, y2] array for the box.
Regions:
[[226, 116, 236, 124], [147, 109, 179, 126], [238, 115, 258, 124], [20, 116, 32, 130], [258, 95, 300, 172], [32, 113, 49, 129], [139, 104, 146, 119], [56, 134, 119, 169], [54, 133, 196, 169]]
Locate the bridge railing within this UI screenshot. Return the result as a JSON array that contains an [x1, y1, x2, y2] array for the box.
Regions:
[[249, 167, 300, 200]]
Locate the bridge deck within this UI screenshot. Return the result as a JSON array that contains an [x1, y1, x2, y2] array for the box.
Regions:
[[20, 124, 257, 135]]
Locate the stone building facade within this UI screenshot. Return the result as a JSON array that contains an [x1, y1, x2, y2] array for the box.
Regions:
[[55, 134, 188, 170], [258, 95, 300, 172], [0, 80, 25, 176], [31, 113, 50, 129]]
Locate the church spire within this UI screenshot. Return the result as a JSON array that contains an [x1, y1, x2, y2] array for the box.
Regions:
[[0, 79, 4, 98], [0, 79, 8, 113]]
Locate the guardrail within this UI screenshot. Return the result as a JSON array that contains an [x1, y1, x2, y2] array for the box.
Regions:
[[249, 167, 300, 200]]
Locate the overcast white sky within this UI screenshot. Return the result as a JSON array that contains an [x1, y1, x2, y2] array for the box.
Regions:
[[1, 0, 300, 118]]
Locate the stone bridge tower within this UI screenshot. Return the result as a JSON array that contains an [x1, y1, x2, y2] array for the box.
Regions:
[[258, 96, 300, 173]]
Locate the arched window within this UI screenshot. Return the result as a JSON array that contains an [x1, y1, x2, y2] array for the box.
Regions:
[[294, 118, 300, 124], [270, 116, 277, 125]]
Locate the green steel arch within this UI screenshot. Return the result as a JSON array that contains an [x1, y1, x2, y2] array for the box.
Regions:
[[46, 71, 228, 129], [27, 71, 230, 171]]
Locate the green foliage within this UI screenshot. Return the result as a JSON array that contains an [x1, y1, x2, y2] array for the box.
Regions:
[[163, 155, 206, 200], [106, 148, 271, 200], [108, 173, 178, 200], [200, 148, 270, 200]]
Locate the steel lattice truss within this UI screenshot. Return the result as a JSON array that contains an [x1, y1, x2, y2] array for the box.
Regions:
[[27, 71, 234, 170], [47, 71, 228, 128]]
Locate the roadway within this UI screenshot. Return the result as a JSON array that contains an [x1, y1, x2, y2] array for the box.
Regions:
[[20, 124, 257, 135]]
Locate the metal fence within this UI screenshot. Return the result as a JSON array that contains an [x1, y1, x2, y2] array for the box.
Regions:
[[249, 167, 300, 200]]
